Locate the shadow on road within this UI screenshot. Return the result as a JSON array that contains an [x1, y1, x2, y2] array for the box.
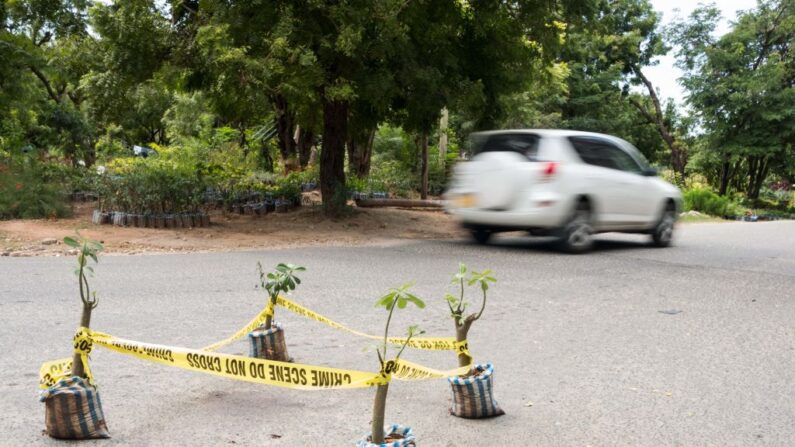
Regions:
[[459, 234, 658, 254]]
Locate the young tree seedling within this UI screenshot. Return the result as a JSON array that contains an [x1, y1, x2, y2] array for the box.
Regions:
[[257, 262, 305, 329], [370, 283, 425, 445], [444, 263, 497, 369], [63, 233, 104, 378]]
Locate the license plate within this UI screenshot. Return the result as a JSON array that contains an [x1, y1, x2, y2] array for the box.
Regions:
[[454, 194, 476, 208]]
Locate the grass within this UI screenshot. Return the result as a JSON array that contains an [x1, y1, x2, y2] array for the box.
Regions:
[[678, 213, 727, 224]]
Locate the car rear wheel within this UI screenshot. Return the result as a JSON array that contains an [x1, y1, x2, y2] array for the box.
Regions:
[[557, 201, 593, 254], [651, 203, 676, 247], [471, 228, 492, 245]]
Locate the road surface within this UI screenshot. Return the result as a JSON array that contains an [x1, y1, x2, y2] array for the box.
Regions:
[[1, 221, 793, 446]]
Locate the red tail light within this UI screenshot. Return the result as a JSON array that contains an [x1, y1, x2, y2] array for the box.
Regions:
[[543, 162, 558, 177]]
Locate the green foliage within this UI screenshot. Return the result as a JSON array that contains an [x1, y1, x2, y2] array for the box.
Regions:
[[101, 156, 206, 213], [257, 262, 306, 303], [64, 232, 103, 307], [374, 283, 425, 369], [375, 283, 426, 311], [671, 1, 795, 197], [683, 188, 743, 217], [162, 92, 215, 143], [0, 158, 71, 219], [445, 263, 496, 324]]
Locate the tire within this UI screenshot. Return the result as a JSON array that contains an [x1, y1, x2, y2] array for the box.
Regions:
[[557, 201, 594, 254], [471, 228, 492, 245], [651, 203, 676, 247]]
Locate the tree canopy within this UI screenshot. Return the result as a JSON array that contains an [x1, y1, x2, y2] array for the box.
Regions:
[[2, 0, 793, 218]]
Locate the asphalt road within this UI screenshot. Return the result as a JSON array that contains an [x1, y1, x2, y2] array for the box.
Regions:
[[1, 221, 793, 446]]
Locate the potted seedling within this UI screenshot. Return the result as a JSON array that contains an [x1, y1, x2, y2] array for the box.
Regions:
[[444, 263, 503, 418], [40, 234, 110, 439], [358, 283, 424, 447], [248, 262, 305, 362]]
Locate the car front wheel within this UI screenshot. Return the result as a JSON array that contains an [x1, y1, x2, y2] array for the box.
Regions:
[[651, 204, 676, 247]]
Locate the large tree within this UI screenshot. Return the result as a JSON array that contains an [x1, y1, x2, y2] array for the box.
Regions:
[[672, 0, 795, 198], [1, 0, 96, 163], [556, 0, 685, 175]]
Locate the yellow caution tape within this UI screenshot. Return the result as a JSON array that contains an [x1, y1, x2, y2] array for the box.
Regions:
[[41, 326, 474, 391], [201, 303, 274, 352], [73, 327, 96, 386], [39, 358, 73, 389], [83, 328, 388, 390], [276, 296, 464, 351], [39, 328, 97, 389], [388, 358, 472, 381]]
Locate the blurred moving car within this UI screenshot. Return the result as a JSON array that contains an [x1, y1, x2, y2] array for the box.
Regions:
[[444, 129, 682, 253]]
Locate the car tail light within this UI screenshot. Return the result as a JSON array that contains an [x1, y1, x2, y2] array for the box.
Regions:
[[540, 162, 558, 182]]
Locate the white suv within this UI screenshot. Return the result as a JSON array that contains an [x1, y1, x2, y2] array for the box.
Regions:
[[444, 129, 682, 253]]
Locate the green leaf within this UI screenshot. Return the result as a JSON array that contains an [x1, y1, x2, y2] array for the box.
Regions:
[[406, 295, 425, 309], [63, 237, 79, 248], [397, 297, 407, 309], [375, 294, 395, 308]]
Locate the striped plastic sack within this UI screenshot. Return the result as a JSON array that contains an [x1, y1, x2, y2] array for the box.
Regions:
[[40, 376, 110, 439], [248, 323, 291, 362], [356, 424, 416, 447], [448, 363, 505, 418]]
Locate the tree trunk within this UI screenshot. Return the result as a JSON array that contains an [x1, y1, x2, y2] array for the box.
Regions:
[[420, 132, 429, 199], [274, 94, 297, 166], [747, 157, 770, 200], [455, 320, 473, 369], [438, 108, 449, 163], [263, 296, 276, 330], [71, 303, 93, 378], [354, 198, 442, 208], [320, 99, 348, 216], [260, 140, 275, 172], [718, 156, 732, 196], [629, 68, 688, 183], [370, 383, 389, 445], [296, 127, 315, 168], [347, 129, 375, 178], [237, 123, 247, 153]]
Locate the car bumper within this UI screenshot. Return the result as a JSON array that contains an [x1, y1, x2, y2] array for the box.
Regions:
[[445, 192, 570, 229]]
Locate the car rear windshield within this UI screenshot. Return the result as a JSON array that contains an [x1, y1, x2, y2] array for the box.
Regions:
[[471, 133, 540, 160]]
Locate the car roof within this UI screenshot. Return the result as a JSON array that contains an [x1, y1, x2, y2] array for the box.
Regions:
[[472, 129, 631, 146]]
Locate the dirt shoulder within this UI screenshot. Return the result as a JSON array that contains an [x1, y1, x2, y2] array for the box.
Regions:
[[0, 202, 465, 257]]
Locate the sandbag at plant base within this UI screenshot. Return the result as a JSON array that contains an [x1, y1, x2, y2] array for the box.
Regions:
[[40, 376, 110, 439], [448, 363, 504, 418], [248, 323, 291, 362], [357, 424, 416, 447]]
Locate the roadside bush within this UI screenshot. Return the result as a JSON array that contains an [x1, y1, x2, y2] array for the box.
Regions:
[[369, 160, 417, 197], [683, 188, 742, 217], [0, 159, 71, 219]]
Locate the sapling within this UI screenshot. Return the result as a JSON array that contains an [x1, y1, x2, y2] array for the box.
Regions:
[[444, 263, 496, 369], [370, 283, 425, 445], [64, 233, 104, 378], [257, 262, 305, 329]]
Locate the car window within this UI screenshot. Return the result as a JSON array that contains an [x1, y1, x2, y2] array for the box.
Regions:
[[568, 137, 617, 169], [569, 137, 642, 174], [473, 133, 540, 160], [604, 146, 642, 174]]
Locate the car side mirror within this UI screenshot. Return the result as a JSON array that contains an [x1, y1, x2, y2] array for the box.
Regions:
[[642, 167, 658, 177]]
